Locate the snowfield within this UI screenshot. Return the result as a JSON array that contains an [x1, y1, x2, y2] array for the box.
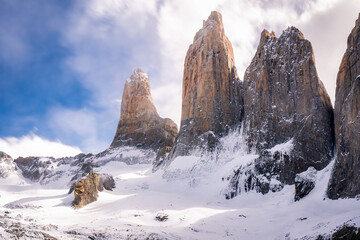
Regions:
[[0, 131, 359, 239]]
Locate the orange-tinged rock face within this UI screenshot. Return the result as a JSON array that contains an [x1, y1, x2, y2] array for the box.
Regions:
[[170, 11, 244, 158], [111, 69, 178, 157], [72, 171, 103, 209], [181, 11, 240, 131]]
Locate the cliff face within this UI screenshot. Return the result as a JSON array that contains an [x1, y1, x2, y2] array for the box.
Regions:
[[170, 11, 243, 158], [242, 27, 334, 184], [111, 68, 178, 158], [328, 14, 360, 199]]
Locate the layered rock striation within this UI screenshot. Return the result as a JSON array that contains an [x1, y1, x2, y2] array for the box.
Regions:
[[111, 68, 178, 159], [170, 11, 243, 158], [328, 14, 360, 199]]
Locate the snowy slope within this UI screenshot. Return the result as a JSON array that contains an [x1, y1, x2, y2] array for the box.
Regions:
[[0, 131, 359, 239]]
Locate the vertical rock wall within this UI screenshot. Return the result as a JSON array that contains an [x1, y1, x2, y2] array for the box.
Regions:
[[170, 11, 243, 158], [328, 14, 360, 199]]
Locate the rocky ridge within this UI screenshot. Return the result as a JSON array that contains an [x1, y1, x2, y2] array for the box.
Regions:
[[0, 152, 15, 178], [328, 13, 360, 199], [168, 11, 243, 159]]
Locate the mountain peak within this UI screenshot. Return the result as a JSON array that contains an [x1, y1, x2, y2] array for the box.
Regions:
[[204, 11, 223, 26], [111, 69, 178, 156], [259, 29, 276, 48], [281, 26, 304, 39], [127, 68, 148, 83]]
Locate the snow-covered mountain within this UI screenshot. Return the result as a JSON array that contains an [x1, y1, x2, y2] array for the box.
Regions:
[[1, 11, 360, 240], [1, 131, 359, 239]]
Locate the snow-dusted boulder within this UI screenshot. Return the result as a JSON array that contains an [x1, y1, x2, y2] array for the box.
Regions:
[[294, 167, 317, 201], [72, 171, 104, 209]]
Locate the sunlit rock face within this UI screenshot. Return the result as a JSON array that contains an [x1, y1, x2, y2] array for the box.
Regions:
[[328, 14, 360, 199], [169, 11, 244, 159], [110, 68, 178, 160]]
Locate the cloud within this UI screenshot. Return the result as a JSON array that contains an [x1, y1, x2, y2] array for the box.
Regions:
[[62, 0, 161, 108], [298, 0, 360, 103], [0, 133, 82, 159], [38, 0, 359, 156]]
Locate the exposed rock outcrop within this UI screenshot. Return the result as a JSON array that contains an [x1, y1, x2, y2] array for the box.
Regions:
[[0, 152, 15, 178], [328, 14, 360, 199], [111, 68, 178, 161], [72, 171, 104, 209], [170, 11, 243, 158], [242, 27, 334, 184]]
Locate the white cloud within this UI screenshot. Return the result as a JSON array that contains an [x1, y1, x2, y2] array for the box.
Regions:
[[298, 0, 360, 103], [62, 0, 160, 108], [47, 107, 113, 154], [0, 133, 82, 159]]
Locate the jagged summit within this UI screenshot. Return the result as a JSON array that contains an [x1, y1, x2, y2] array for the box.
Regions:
[[282, 26, 305, 38], [258, 29, 276, 49], [207, 11, 222, 24], [193, 11, 226, 48], [126, 68, 148, 83], [199, 11, 224, 33], [111, 69, 178, 157]]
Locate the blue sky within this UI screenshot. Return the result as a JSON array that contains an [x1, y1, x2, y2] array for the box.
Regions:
[[0, 0, 359, 158], [0, 1, 88, 133]]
